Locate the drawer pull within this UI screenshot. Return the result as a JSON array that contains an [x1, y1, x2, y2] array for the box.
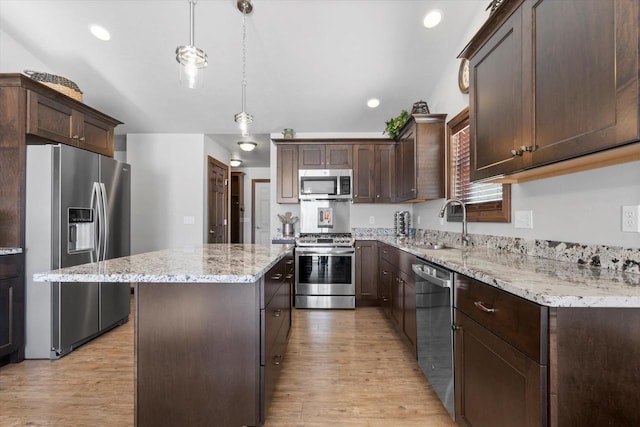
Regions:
[[474, 301, 496, 313], [273, 355, 282, 365], [286, 259, 294, 265], [285, 274, 293, 279], [382, 297, 389, 302], [271, 273, 283, 280], [274, 309, 282, 317]]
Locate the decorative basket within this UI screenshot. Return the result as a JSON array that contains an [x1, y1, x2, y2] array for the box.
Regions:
[[23, 70, 83, 102]]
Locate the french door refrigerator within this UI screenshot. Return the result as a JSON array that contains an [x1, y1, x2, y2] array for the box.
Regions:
[[25, 144, 131, 359]]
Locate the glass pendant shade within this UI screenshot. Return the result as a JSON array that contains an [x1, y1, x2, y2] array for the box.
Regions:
[[230, 159, 243, 167], [238, 141, 257, 152], [176, 45, 207, 89], [176, 0, 207, 89]]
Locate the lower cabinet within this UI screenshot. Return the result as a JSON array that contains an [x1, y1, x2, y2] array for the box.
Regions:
[[136, 252, 292, 427], [355, 240, 378, 306], [0, 253, 24, 365], [378, 243, 417, 357]]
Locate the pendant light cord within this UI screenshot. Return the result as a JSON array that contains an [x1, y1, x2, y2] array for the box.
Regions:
[[241, 3, 247, 112]]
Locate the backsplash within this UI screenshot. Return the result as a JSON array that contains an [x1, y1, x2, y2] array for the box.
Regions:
[[352, 227, 640, 274]]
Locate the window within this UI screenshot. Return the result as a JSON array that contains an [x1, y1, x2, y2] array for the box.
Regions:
[[446, 107, 511, 222]]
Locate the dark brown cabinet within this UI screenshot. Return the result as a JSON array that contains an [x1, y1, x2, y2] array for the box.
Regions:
[[353, 143, 396, 204], [27, 89, 119, 157], [298, 144, 352, 169], [395, 114, 446, 202], [0, 253, 24, 365], [454, 273, 547, 427], [276, 144, 299, 203], [355, 240, 378, 306], [463, 0, 639, 182], [136, 251, 293, 427], [378, 243, 417, 357], [230, 172, 245, 243]]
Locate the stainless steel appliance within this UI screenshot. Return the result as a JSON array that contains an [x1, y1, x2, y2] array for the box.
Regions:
[[299, 199, 350, 234], [295, 233, 355, 309], [299, 169, 352, 200], [25, 144, 131, 359], [413, 259, 455, 419]]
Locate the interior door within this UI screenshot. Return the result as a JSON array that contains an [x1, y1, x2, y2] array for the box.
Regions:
[[207, 157, 228, 243], [252, 179, 270, 244]]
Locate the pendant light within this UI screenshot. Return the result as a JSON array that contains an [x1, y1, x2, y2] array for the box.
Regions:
[[175, 0, 207, 89], [238, 141, 257, 152], [234, 0, 254, 137]]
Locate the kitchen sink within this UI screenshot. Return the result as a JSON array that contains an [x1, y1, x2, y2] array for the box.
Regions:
[[413, 243, 450, 250]]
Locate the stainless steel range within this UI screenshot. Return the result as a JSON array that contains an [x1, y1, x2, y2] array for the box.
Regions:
[[295, 233, 355, 309]]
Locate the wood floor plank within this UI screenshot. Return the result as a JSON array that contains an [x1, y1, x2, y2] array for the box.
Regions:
[[0, 298, 454, 426]]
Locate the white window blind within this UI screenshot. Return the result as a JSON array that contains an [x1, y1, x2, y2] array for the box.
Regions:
[[451, 125, 502, 206]]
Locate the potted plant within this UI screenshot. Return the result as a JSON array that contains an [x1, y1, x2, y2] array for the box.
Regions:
[[383, 110, 410, 139]]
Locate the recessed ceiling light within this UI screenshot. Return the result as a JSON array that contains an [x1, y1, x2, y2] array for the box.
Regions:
[[367, 98, 380, 108], [423, 10, 442, 29], [89, 24, 111, 41]]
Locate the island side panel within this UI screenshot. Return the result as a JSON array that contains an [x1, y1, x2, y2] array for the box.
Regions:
[[135, 281, 261, 427]]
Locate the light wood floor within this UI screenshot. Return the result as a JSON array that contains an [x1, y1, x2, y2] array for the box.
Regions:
[[0, 297, 454, 426]]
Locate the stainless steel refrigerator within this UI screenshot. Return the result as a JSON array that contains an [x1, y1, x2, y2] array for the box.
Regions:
[[25, 144, 131, 359]]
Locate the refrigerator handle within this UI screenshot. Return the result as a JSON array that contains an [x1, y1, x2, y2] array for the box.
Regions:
[[90, 182, 102, 263], [99, 183, 109, 261]]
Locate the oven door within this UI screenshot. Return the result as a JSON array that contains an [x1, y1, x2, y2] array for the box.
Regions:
[[295, 247, 355, 295]]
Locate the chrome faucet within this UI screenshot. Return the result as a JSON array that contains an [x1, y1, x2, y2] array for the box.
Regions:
[[439, 198, 469, 247]]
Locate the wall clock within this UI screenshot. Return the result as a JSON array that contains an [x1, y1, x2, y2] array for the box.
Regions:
[[458, 58, 470, 94]]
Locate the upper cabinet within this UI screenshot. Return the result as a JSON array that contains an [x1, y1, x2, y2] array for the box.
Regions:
[[395, 114, 446, 202], [352, 143, 396, 203], [276, 144, 299, 204], [26, 86, 121, 158], [462, 0, 639, 182], [298, 144, 353, 169]]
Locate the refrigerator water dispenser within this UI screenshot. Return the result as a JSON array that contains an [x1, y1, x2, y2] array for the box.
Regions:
[[68, 208, 94, 253]]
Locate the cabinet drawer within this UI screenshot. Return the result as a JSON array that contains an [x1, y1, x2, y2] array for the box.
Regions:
[[263, 262, 285, 308], [379, 244, 398, 264], [455, 274, 547, 363], [263, 282, 288, 363]]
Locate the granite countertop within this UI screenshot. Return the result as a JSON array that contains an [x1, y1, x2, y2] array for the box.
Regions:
[[33, 244, 293, 283], [0, 247, 22, 256], [374, 236, 640, 308]]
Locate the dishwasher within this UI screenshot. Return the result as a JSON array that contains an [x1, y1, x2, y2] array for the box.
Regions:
[[412, 258, 455, 419]]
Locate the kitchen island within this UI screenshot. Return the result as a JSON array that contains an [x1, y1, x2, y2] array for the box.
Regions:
[[35, 244, 294, 427]]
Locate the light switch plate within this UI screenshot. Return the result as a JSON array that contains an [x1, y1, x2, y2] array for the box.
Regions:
[[514, 210, 533, 229]]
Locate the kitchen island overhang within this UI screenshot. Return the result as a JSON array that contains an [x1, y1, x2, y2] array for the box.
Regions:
[[34, 243, 294, 427]]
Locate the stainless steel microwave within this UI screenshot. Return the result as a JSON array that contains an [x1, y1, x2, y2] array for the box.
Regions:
[[299, 169, 352, 200]]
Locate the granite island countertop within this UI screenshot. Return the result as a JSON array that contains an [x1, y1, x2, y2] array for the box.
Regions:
[[0, 247, 23, 256], [33, 244, 293, 283], [370, 236, 640, 308]]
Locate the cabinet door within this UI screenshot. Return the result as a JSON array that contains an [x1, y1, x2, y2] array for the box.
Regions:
[[77, 112, 115, 157], [355, 240, 377, 305], [0, 255, 21, 360], [326, 144, 353, 168], [353, 145, 375, 203], [391, 274, 403, 332], [27, 91, 74, 145], [0, 278, 16, 356], [454, 310, 545, 427], [403, 274, 417, 358], [298, 145, 325, 168], [277, 145, 299, 203], [374, 144, 396, 203], [470, 8, 525, 181], [523, 0, 639, 166], [378, 258, 393, 316], [396, 128, 416, 201]]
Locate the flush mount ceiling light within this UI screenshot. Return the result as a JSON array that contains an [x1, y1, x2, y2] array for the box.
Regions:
[[230, 159, 243, 167], [89, 24, 111, 41], [234, 0, 254, 138], [175, 0, 208, 89], [423, 9, 443, 28], [238, 141, 257, 152], [367, 98, 380, 108]]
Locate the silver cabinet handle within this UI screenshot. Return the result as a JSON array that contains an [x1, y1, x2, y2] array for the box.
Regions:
[[271, 273, 283, 280], [273, 355, 283, 365], [511, 149, 523, 157], [274, 309, 281, 317], [474, 301, 496, 313], [79, 137, 86, 142]]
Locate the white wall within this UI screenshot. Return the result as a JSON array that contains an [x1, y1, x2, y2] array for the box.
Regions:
[[127, 134, 208, 254], [233, 166, 271, 242], [0, 28, 50, 73], [416, 8, 640, 249]]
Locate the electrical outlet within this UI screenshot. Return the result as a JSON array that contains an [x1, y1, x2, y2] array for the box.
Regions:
[[417, 215, 421, 225], [514, 210, 533, 229], [369, 216, 375, 225], [622, 205, 640, 232]]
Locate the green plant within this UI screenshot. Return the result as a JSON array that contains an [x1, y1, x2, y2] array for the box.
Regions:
[[384, 110, 410, 138]]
